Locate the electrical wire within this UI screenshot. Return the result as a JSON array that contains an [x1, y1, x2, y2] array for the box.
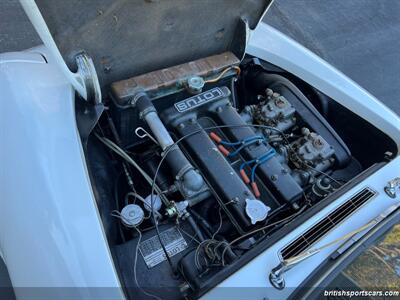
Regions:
[[249, 149, 276, 182], [204, 66, 241, 84], [125, 191, 146, 205], [101, 122, 341, 276], [95, 133, 175, 272], [148, 124, 285, 205], [305, 165, 343, 186], [113, 173, 126, 242], [212, 207, 223, 240], [149, 123, 286, 208], [95, 133, 169, 205], [210, 132, 268, 158], [124, 192, 153, 220], [179, 226, 202, 245], [220, 205, 308, 265], [194, 207, 226, 270], [132, 226, 163, 300], [229, 138, 264, 157], [210, 131, 276, 196], [148, 124, 288, 273]]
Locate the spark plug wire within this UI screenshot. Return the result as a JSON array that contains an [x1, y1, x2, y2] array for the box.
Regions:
[[209, 131, 276, 198], [250, 149, 277, 182], [209, 132, 267, 158], [238, 149, 276, 198], [248, 149, 276, 197]]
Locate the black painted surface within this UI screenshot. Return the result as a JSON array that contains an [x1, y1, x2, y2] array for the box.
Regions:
[[0, 257, 15, 299]]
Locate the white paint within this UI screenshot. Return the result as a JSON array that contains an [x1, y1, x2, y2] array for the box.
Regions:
[[203, 157, 400, 299], [247, 23, 400, 149], [0, 48, 124, 299], [19, 0, 88, 100]]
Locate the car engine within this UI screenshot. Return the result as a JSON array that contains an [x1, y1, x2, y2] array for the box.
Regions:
[[84, 52, 392, 299]]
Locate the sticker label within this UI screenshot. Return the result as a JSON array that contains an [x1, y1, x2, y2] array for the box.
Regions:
[[174, 87, 225, 112], [139, 227, 187, 268]]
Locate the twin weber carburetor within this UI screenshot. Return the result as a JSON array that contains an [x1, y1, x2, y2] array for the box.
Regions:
[[240, 88, 336, 187]]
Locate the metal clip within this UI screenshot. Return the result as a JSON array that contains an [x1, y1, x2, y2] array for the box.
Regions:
[[134, 127, 159, 146], [384, 177, 400, 198]]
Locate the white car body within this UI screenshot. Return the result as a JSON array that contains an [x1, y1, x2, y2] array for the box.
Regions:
[[1, 1, 399, 300]]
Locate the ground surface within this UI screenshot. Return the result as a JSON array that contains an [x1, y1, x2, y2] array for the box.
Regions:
[[265, 0, 400, 115]]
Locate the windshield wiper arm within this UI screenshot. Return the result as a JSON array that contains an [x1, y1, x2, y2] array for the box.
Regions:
[[269, 203, 400, 289], [331, 203, 400, 258]]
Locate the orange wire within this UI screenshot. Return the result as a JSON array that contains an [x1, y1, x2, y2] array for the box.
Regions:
[[205, 66, 241, 84]]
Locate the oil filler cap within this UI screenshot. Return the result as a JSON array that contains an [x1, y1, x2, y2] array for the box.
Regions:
[[186, 76, 205, 94], [121, 204, 144, 227], [245, 199, 270, 224]]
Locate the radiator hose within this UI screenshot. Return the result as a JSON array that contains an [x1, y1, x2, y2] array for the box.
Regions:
[[133, 92, 206, 198]]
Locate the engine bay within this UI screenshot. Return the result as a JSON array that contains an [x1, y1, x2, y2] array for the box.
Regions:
[[84, 52, 396, 299]]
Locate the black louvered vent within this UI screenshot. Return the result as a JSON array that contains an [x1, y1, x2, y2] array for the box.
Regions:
[[281, 187, 376, 259]]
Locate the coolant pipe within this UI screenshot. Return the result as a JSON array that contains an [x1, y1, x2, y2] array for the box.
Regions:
[[133, 92, 206, 197]]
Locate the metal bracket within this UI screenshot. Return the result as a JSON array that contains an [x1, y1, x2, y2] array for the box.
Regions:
[[269, 250, 319, 289], [384, 177, 400, 198], [75, 52, 102, 105], [269, 262, 288, 289], [20, 0, 102, 104]]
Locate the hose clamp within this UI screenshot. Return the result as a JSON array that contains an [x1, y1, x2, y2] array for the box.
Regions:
[[130, 91, 147, 107]]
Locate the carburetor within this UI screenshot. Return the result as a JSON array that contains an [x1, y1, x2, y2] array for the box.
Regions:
[[241, 86, 337, 187], [291, 128, 335, 168], [240, 88, 296, 132]]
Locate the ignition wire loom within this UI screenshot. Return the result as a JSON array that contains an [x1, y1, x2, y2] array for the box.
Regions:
[[209, 132, 276, 197]]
